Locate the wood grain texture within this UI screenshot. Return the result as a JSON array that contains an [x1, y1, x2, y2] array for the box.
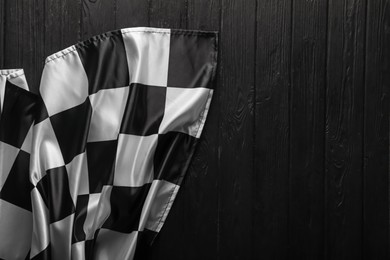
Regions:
[[0, 0, 4, 67], [45, 0, 81, 57], [289, 0, 327, 258], [253, 0, 291, 258], [149, 0, 187, 29], [363, 0, 390, 258], [4, 0, 45, 93], [0, 0, 389, 258], [81, 0, 117, 40], [326, 0, 366, 259], [218, 0, 255, 259], [116, 0, 149, 28], [187, 0, 220, 31]]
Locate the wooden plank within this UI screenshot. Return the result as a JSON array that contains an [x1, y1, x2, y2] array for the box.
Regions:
[[81, 0, 117, 40], [4, 0, 45, 93], [0, 0, 4, 67], [363, 0, 390, 258], [116, 0, 149, 28], [3, 1, 18, 69], [289, 0, 327, 258], [149, 0, 187, 29], [187, 0, 220, 30], [326, 0, 366, 259], [253, 0, 291, 258], [45, 0, 81, 57], [217, 0, 255, 259]]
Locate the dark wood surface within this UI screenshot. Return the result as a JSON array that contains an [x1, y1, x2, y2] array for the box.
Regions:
[[1, 0, 389, 259], [326, 0, 366, 258]]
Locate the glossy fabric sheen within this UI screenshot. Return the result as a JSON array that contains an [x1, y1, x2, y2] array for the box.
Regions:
[[0, 69, 37, 260], [27, 27, 218, 260]]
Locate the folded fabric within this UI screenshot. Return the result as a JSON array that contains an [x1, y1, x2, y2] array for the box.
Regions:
[[26, 27, 218, 260], [0, 69, 38, 260]]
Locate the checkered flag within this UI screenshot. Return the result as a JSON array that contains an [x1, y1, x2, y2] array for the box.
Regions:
[[30, 28, 218, 259], [0, 69, 38, 260]]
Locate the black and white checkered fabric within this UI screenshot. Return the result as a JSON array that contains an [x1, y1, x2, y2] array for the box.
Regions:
[[0, 69, 38, 260], [29, 27, 218, 259]]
